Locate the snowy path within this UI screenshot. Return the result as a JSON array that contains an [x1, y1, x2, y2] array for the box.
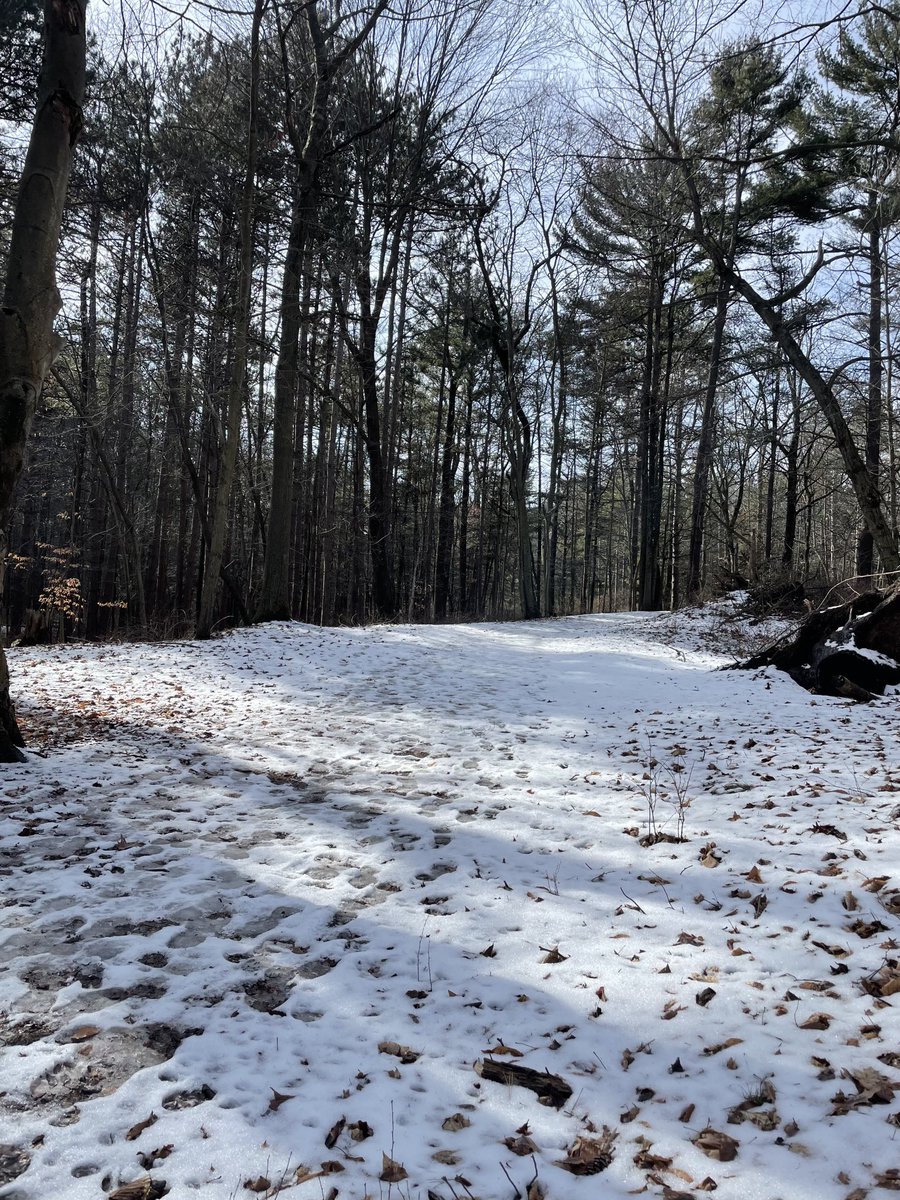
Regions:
[[1, 613, 899, 1200]]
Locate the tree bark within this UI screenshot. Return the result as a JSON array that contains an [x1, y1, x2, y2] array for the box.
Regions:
[[0, 0, 87, 761], [196, 0, 263, 638], [739, 582, 900, 701], [857, 206, 882, 577], [687, 285, 728, 597]]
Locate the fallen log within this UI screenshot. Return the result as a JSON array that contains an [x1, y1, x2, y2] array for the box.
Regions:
[[474, 1058, 573, 1108], [737, 582, 900, 701]]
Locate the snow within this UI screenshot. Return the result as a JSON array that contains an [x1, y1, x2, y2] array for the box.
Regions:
[[1, 609, 899, 1200]]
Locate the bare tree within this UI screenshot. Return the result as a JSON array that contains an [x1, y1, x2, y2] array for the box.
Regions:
[[576, 0, 900, 575]]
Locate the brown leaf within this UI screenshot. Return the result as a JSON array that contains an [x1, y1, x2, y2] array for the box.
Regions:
[[504, 1133, 539, 1155], [676, 931, 704, 946], [66, 1025, 101, 1043], [799, 1012, 832, 1031], [136, 1145, 174, 1170], [480, 943, 497, 957], [862, 876, 889, 892], [378, 1040, 420, 1063], [702, 1037, 743, 1056], [540, 945, 568, 964], [432, 1149, 459, 1165], [634, 1145, 672, 1170], [809, 823, 847, 840], [751, 893, 768, 918], [348, 1120, 373, 1142], [324, 1117, 345, 1149], [267, 1089, 294, 1113], [483, 1043, 523, 1057], [244, 1180, 270, 1195], [442, 1113, 471, 1132], [380, 1153, 408, 1183], [831, 1067, 897, 1113], [125, 1114, 158, 1142], [692, 1128, 739, 1162]]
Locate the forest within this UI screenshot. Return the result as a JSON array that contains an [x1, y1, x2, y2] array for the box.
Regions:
[[2, 0, 900, 644], [3, 7, 900, 1196]]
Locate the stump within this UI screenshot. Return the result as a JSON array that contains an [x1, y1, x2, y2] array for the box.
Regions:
[[737, 582, 900, 701]]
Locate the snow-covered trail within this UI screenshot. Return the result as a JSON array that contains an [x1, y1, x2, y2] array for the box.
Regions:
[[1, 614, 898, 1200]]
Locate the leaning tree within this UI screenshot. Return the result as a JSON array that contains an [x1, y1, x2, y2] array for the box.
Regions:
[[0, 0, 87, 761]]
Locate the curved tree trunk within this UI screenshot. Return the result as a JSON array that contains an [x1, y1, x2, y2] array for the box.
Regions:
[[0, 0, 87, 761]]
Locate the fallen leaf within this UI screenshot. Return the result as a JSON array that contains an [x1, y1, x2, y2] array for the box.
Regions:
[[692, 1128, 739, 1162], [66, 1025, 101, 1043], [125, 1114, 158, 1142], [442, 1113, 471, 1132], [380, 1153, 408, 1183], [267, 1089, 294, 1113], [799, 1012, 832, 1031], [324, 1117, 345, 1149], [505, 1133, 539, 1155], [702, 1037, 743, 1056], [136, 1145, 173, 1169], [378, 1041, 420, 1064], [676, 931, 704, 946]]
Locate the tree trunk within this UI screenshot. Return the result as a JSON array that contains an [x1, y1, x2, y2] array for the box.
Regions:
[[857, 207, 882, 577], [716, 262, 899, 573], [739, 582, 900, 701], [196, 0, 263, 638], [255, 185, 307, 623], [0, 0, 87, 761], [687, 285, 728, 597]]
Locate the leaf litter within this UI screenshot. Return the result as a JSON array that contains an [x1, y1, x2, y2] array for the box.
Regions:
[[0, 596, 898, 1198]]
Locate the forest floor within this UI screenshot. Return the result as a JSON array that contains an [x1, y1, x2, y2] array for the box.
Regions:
[[1, 599, 899, 1200]]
